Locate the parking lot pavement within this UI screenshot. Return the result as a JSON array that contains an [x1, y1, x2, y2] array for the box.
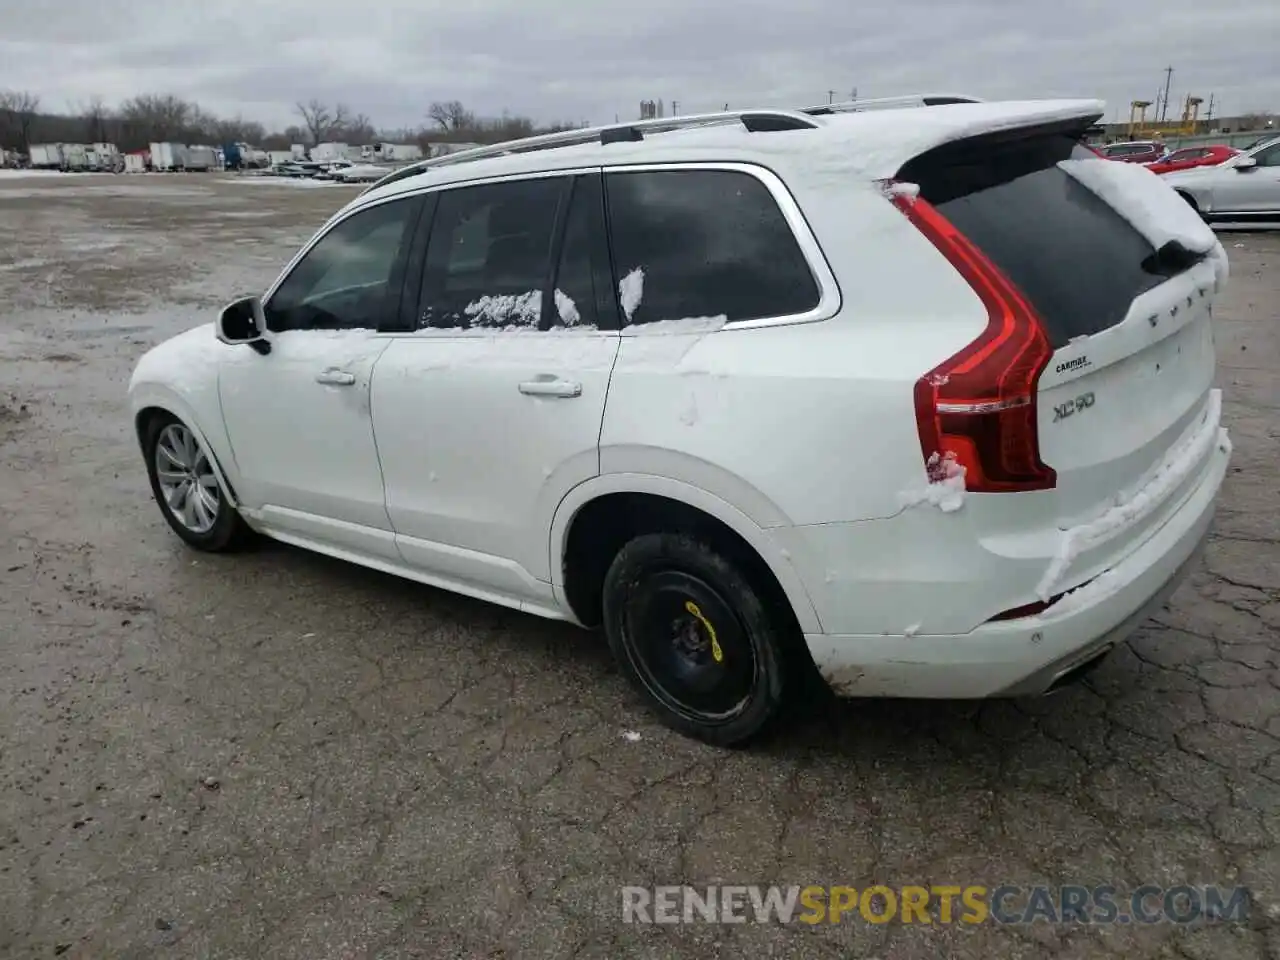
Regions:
[[0, 174, 1277, 959]]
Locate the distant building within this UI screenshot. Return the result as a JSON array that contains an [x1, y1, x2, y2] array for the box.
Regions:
[[639, 99, 666, 120]]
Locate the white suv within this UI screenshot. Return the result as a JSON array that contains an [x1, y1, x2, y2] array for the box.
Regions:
[[129, 97, 1233, 745]]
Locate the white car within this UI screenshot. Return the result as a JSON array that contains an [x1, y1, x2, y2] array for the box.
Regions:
[[129, 98, 1232, 745], [1162, 135, 1280, 222]]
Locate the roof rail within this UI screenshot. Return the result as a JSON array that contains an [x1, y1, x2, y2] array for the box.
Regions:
[[363, 109, 821, 193], [800, 93, 984, 115]]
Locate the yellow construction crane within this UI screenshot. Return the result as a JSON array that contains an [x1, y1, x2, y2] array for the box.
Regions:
[[1128, 95, 1204, 139], [1128, 100, 1153, 139]]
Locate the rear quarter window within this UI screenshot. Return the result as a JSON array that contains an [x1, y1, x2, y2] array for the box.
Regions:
[[604, 169, 820, 326]]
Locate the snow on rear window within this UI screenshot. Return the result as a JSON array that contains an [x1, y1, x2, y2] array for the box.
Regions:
[[1057, 157, 1216, 254], [618, 267, 644, 321]]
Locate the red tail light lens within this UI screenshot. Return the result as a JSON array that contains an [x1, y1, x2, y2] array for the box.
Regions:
[[890, 188, 1057, 493]]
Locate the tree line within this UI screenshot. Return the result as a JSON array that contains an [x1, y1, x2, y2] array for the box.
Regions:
[[0, 90, 578, 154]]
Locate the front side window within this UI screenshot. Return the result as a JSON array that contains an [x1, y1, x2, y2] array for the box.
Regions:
[[265, 199, 417, 332], [418, 178, 563, 329], [604, 169, 819, 326], [1253, 144, 1280, 167]]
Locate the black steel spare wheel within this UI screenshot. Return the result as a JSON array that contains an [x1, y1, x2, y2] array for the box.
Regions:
[[602, 533, 792, 746], [627, 569, 757, 721]]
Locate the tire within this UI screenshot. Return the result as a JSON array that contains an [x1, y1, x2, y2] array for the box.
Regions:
[[143, 413, 248, 552], [601, 532, 795, 747]]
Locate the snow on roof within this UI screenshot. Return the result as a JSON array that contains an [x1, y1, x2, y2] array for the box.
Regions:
[[351, 99, 1104, 212]]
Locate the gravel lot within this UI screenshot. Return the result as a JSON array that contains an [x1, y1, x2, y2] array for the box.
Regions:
[[1, 173, 1278, 960]]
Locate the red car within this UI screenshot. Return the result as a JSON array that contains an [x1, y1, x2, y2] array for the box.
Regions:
[[1145, 144, 1241, 175]]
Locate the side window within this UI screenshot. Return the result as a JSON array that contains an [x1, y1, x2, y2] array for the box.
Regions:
[[550, 177, 604, 329], [1254, 145, 1280, 167], [418, 178, 563, 329], [265, 199, 417, 332], [604, 169, 820, 326]]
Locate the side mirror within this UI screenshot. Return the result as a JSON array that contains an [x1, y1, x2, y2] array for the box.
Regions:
[[1234, 156, 1258, 171], [217, 296, 271, 354]]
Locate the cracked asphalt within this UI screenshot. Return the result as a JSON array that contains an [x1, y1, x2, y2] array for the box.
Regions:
[[0, 173, 1278, 960]]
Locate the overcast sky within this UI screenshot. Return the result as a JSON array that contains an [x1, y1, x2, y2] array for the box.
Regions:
[[3, 0, 1278, 131]]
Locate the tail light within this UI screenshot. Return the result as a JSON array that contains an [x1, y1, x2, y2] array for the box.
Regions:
[[890, 187, 1057, 493]]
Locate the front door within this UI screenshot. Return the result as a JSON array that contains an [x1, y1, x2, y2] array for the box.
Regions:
[[1213, 141, 1280, 214], [219, 195, 422, 559], [372, 174, 620, 609]]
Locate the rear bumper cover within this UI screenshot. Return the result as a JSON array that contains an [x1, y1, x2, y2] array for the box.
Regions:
[[805, 433, 1228, 699]]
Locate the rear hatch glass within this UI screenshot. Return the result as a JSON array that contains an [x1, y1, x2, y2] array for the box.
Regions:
[[900, 134, 1164, 348]]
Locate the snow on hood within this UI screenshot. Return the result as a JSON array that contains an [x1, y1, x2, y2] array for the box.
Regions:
[[1058, 156, 1217, 254]]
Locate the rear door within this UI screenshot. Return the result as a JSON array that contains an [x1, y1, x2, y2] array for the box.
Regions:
[[899, 128, 1227, 594], [371, 173, 621, 603]]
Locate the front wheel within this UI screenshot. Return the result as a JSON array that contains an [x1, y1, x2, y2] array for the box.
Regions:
[[602, 533, 796, 746], [144, 414, 248, 551]]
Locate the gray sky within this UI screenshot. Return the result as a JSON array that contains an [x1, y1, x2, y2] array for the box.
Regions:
[[3, 0, 1278, 131]]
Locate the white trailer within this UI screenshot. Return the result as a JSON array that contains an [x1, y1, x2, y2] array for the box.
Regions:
[[311, 141, 350, 163], [61, 144, 89, 171], [290, 143, 307, 160], [150, 142, 179, 171], [184, 145, 216, 171], [268, 150, 293, 167], [28, 144, 63, 169], [379, 142, 424, 162], [122, 153, 147, 174]]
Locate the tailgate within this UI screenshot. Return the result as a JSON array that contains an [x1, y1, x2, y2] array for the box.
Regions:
[[897, 125, 1229, 602]]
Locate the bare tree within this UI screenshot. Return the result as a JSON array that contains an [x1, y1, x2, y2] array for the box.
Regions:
[[428, 100, 475, 132], [81, 96, 110, 142], [118, 94, 191, 141], [296, 99, 356, 143], [295, 99, 332, 145], [1, 90, 41, 148], [346, 111, 376, 144]]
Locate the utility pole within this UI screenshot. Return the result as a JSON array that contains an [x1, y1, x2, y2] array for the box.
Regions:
[[1159, 66, 1173, 123], [672, 100, 679, 116], [1206, 93, 1215, 126], [851, 87, 857, 101], [828, 90, 836, 104]]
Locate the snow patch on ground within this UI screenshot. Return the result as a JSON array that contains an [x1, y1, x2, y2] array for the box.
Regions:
[[618, 267, 644, 320], [1058, 158, 1217, 254], [621, 731, 642, 742], [620, 315, 727, 337], [898, 453, 966, 513], [218, 177, 350, 189], [464, 291, 541, 328], [1034, 389, 1225, 601], [0, 169, 101, 179]]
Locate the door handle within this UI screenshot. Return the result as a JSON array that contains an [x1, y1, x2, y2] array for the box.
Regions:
[[519, 377, 582, 398], [315, 369, 356, 386]]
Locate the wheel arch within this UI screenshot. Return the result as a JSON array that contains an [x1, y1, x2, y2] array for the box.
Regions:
[[550, 474, 822, 635], [132, 386, 241, 509]]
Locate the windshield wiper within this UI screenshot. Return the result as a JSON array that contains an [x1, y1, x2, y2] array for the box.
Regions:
[[1142, 239, 1208, 277]]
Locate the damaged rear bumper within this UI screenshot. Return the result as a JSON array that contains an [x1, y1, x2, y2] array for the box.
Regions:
[[804, 432, 1228, 700]]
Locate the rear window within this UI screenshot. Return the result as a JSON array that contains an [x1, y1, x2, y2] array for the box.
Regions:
[[898, 132, 1164, 349]]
